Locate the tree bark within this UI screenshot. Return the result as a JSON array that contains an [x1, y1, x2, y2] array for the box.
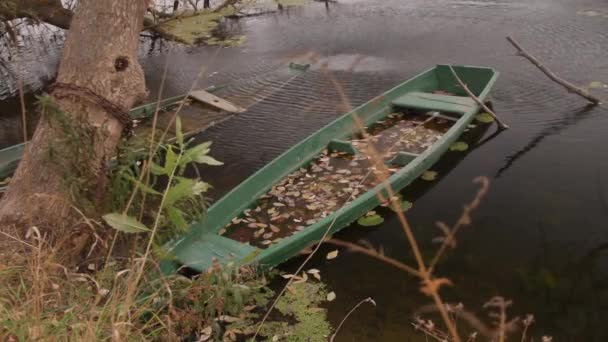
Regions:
[[0, 0, 147, 242]]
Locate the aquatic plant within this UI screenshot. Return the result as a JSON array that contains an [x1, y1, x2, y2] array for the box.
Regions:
[[357, 212, 384, 227], [421, 170, 438, 181], [449, 141, 469, 152], [475, 112, 495, 123]]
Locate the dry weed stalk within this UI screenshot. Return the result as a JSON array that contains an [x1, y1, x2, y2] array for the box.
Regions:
[[330, 297, 376, 342], [253, 55, 483, 340], [320, 59, 469, 341]]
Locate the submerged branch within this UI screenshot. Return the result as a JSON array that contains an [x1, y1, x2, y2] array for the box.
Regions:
[[448, 65, 509, 129], [506, 36, 601, 105]]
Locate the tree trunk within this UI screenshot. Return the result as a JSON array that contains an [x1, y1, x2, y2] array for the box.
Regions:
[[0, 0, 148, 243]]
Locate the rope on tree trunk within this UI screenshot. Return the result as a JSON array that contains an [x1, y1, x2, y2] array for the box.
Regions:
[[49, 82, 133, 134]]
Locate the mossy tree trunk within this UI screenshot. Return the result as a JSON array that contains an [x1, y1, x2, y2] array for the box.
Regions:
[[0, 0, 148, 245]]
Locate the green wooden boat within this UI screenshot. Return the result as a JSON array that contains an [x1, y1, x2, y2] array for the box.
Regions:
[[162, 64, 499, 273], [0, 94, 187, 181]]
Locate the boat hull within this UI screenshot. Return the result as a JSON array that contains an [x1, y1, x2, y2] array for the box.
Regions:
[[166, 65, 500, 272]]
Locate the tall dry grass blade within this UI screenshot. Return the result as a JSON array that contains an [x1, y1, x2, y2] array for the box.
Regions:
[[330, 297, 376, 342], [18, 78, 27, 142]]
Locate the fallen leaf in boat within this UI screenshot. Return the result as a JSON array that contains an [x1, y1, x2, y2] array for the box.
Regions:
[[218, 228, 227, 236], [326, 291, 336, 302], [421, 170, 438, 181], [270, 224, 280, 233], [261, 240, 272, 245], [254, 229, 265, 239], [475, 112, 495, 123], [273, 202, 286, 207], [326, 250, 339, 260]]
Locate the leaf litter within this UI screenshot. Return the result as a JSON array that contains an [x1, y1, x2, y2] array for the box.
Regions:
[[223, 111, 454, 248]]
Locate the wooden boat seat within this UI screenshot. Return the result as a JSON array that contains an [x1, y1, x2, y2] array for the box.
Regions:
[[328, 139, 359, 155], [392, 92, 477, 114], [174, 233, 258, 271]]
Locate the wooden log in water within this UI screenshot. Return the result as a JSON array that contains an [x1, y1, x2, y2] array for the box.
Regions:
[[506, 36, 601, 106]]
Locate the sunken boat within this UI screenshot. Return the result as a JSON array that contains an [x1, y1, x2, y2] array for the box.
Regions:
[[162, 64, 499, 272]]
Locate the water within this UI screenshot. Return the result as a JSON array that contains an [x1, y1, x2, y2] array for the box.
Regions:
[[1, 0, 608, 340]]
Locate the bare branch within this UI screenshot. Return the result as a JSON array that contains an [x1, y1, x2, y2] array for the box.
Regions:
[[506, 36, 601, 105], [448, 66, 509, 129]]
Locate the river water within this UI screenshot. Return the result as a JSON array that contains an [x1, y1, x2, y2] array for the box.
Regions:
[[1, 0, 608, 340]]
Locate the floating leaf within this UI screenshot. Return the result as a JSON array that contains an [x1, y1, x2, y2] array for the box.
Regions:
[[326, 291, 336, 302], [102, 213, 150, 233], [399, 200, 413, 212], [421, 170, 438, 181], [589, 81, 605, 89], [357, 214, 384, 227], [475, 112, 495, 123], [326, 250, 339, 260], [449, 141, 469, 152]]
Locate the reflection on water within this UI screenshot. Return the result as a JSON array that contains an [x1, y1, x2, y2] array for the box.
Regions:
[[1, 0, 608, 340], [495, 104, 597, 178]]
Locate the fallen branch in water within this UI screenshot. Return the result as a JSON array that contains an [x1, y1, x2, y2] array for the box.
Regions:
[[448, 66, 509, 129], [506, 36, 601, 106]]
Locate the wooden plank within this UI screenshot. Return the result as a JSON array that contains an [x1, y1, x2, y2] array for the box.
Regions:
[[392, 92, 475, 114], [189, 89, 246, 113]]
